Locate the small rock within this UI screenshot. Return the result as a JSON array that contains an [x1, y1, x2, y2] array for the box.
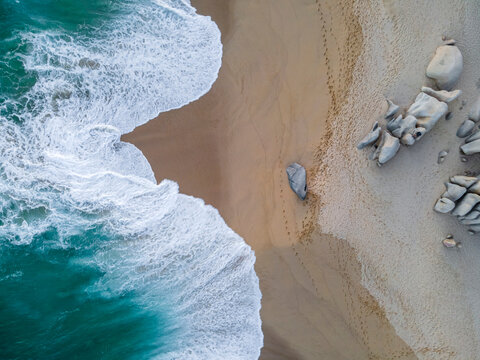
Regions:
[[387, 114, 403, 133], [411, 127, 427, 142], [468, 230, 475, 235], [452, 193, 480, 217], [286, 163, 307, 200], [377, 131, 400, 165], [438, 150, 449, 164], [446, 234, 453, 239], [465, 130, 480, 143], [421, 86, 461, 103], [442, 182, 466, 201], [385, 99, 400, 119], [468, 181, 480, 194], [461, 139, 480, 155], [391, 115, 417, 138], [426, 45, 463, 90], [469, 224, 480, 233], [446, 112, 453, 120], [461, 157, 468, 163], [468, 96, 480, 122], [456, 119, 476, 138], [434, 197, 456, 213], [401, 133, 415, 146], [357, 121, 381, 150], [450, 175, 477, 188], [442, 238, 457, 248]]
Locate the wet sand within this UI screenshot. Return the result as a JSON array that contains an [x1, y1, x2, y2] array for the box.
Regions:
[[123, 0, 416, 358]]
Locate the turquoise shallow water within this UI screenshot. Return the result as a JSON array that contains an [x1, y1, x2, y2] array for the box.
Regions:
[[0, 227, 173, 359], [0, 0, 262, 359]]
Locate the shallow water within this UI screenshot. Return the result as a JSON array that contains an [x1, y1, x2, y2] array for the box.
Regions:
[[0, 0, 262, 358]]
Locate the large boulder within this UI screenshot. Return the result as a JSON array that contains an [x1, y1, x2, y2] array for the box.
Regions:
[[407, 92, 448, 132], [426, 45, 463, 90], [286, 163, 307, 200]]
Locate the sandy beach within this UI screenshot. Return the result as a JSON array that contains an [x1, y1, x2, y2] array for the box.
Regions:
[[123, 0, 419, 358]]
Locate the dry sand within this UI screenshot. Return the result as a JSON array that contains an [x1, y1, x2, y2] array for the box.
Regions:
[[118, 0, 480, 358], [315, 1, 480, 359]]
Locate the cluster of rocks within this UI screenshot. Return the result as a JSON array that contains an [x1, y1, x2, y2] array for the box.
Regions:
[[457, 96, 480, 155], [434, 175, 480, 234], [357, 40, 463, 165]]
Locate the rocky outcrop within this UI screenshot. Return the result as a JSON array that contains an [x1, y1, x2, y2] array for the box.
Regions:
[[434, 176, 480, 233], [357, 41, 462, 166], [286, 163, 307, 200]]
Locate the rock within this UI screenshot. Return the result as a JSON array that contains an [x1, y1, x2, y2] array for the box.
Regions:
[[464, 210, 480, 220], [450, 175, 477, 188], [421, 87, 461, 103], [461, 157, 468, 163], [377, 131, 400, 165], [460, 139, 480, 155], [410, 127, 427, 142], [452, 193, 480, 216], [460, 217, 480, 225], [387, 114, 403, 133], [357, 121, 381, 150], [385, 99, 400, 119], [465, 130, 480, 143], [434, 197, 456, 213], [444, 39, 456, 46], [456, 119, 476, 138], [442, 182, 466, 201], [401, 133, 415, 146], [469, 224, 480, 233], [442, 238, 458, 248], [469, 230, 475, 235], [446, 112, 453, 120], [467, 181, 480, 194], [286, 163, 307, 200], [438, 150, 449, 164], [426, 45, 463, 90], [391, 115, 417, 138], [407, 92, 448, 132], [468, 96, 480, 122]]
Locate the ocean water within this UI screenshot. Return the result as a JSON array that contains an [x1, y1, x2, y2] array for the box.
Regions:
[[0, 0, 262, 359]]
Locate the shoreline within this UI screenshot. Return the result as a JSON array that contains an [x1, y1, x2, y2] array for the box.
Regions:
[[123, 0, 416, 358]]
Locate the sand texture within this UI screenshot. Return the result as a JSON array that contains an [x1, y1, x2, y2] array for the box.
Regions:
[[124, 0, 480, 358]]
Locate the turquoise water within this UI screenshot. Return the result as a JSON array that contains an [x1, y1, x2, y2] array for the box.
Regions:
[[0, 0, 262, 359]]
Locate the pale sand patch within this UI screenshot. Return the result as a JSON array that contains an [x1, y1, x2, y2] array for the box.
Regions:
[[123, 0, 415, 358], [315, 1, 480, 358]]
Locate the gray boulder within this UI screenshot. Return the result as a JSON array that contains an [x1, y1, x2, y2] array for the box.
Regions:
[[407, 92, 448, 132], [426, 45, 463, 90], [357, 121, 380, 150], [457, 119, 476, 138], [286, 163, 307, 200], [468, 96, 480, 122]]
